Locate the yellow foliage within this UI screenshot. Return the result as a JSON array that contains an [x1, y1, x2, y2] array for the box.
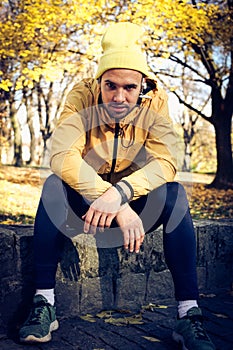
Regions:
[[118, 0, 219, 50], [0, 79, 13, 91], [0, 0, 231, 93], [0, 0, 101, 90]]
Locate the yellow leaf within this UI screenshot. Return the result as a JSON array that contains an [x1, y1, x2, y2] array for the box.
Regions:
[[0, 79, 13, 91], [96, 310, 113, 318], [142, 303, 168, 311], [161, 52, 170, 59], [104, 315, 143, 326], [79, 314, 96, 323], [142, 336, 161, 342]]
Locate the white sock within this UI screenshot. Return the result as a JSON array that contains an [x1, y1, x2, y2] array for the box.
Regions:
[[35, 289, 55, 306], [178, 300, 198, 319]]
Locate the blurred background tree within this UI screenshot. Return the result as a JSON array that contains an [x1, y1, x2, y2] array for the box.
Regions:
[[0, 0, 101, 165], [0, 0, 232, 188]]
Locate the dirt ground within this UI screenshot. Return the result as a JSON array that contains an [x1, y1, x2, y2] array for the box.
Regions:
[[0, 165, 232, 224]]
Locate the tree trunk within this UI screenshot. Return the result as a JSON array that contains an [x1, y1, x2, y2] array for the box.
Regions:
[[209, 111, 233, 189], [27, 118, 37, 165], [9, 100, 23, 166], [24, 90, 38, 165], [182, 143, 191, 172], [0, 97, 9, 164]]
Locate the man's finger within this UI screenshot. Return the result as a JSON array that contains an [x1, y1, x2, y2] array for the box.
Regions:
[[83, 209, 94, 233], [98, 214, 107, 231], [105, 214, 114, 228], [134, 228, 141, 253], [139, 224, 145, 245], [89, 212, 102, 234], [129, 228, 135, 253], [123, 229, 130, 251]]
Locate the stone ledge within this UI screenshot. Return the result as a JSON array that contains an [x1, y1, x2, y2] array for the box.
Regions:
[[0, 220, 232, 319]]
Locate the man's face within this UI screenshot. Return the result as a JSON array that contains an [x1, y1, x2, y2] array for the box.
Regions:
[[100, 69, 142, 119]]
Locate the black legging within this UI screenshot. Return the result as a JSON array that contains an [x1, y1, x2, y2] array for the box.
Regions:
[[34, 174, 199, 301]]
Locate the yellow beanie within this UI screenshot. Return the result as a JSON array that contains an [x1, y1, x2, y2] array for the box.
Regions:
[[95, 22, 154, 79]]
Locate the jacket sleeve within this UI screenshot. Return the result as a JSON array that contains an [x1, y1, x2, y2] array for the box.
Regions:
[[50, 84, 112, 202]]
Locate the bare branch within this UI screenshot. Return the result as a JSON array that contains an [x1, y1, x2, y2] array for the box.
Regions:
[[171, 89, 212, 123], [168, 54, 208, 82], [159, 77, 212, 123]]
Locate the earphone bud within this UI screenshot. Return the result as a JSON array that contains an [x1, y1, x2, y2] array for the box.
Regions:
[[142, 79, 147, 91], [139, 79, 152, 99]]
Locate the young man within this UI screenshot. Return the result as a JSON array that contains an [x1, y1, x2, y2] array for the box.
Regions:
[[19, 22, 215, 349]]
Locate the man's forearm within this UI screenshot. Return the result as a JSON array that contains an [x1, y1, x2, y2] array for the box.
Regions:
[[51, 152, 112, 202]]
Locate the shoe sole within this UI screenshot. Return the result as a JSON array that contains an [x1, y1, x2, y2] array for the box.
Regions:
[[20, 319, 59, 343], [172, 331, 188, 350]]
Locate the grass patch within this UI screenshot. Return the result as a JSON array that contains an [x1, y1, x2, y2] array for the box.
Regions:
[[0, 165, 232, 224], [0, 166, 42, 224]]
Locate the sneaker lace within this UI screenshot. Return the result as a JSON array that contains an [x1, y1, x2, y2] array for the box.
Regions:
[[190, 315, 210, 341], [26, 301, 51, 325]]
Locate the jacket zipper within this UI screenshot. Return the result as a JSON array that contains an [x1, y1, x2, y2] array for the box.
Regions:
[[107, 122, 120, 183]]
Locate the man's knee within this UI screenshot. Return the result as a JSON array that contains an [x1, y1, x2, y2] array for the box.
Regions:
[[41, 174, 65, 204], [167, 181, 187, 199], [155, 182, 189, 217], [164, 182, 190, 232]]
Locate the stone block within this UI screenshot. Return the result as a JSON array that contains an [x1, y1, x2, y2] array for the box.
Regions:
[[0, 220, 232, 319], [0, 228, 19, 301], [195, 220, 233, 291], [115, 273, 146, 310], [147, 269, 174, 301], [197, 266, 207, 292], [80, 276, 114, 313]]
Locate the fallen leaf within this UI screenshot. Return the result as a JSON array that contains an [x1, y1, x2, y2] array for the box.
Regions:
[[142, 303, 168, 311], [199, 293, 216, 298], [80, 314, 96, 323], [142, 336, 161, 342], [213, 313, 228, 319], [96, 310, 113, 319], [104, 314, 144, 326]]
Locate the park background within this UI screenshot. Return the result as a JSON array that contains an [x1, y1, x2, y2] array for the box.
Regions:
[[0, 0, 232, 224]]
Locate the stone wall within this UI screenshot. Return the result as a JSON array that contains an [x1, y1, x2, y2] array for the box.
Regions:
[[0, 220, 232, 321]]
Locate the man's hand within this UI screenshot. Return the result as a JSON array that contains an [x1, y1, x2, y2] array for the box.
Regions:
[[82, 186, 121, 234], [116, 204, 145, 253]]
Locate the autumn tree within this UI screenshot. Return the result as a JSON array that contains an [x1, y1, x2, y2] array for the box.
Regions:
[[0, 0, 101, 165], [72, 0, 233, 188], [118, 0, 232, 188], [1, 0, 232, 189]]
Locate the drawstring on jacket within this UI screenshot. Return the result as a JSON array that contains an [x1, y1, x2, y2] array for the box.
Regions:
[[118, 121, 135, 149]]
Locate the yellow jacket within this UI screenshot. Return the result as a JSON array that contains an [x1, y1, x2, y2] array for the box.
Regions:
[[50, 78, 177, 202]]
